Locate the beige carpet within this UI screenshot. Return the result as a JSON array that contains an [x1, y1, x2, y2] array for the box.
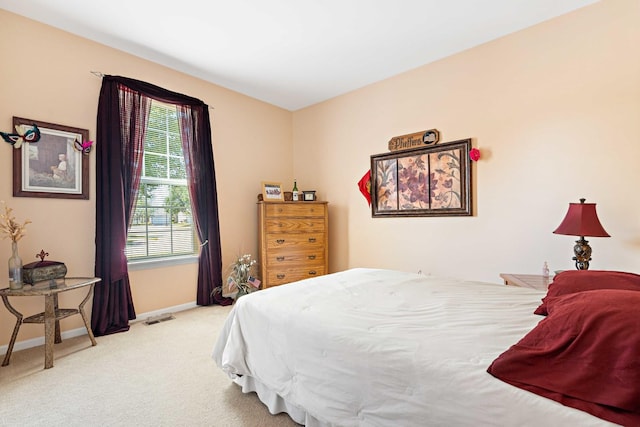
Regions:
[[0, 305, 299, 427]]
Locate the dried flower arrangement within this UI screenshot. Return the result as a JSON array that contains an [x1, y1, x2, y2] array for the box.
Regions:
[[226, 254, 261, 296], [0, 201, 31, 242], [211, 254, 262, 301]]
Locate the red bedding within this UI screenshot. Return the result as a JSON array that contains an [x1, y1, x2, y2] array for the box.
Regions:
[[534, 270, 640, 315], [488, 289, 640, 426]]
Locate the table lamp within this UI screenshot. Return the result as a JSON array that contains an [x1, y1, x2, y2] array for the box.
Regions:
[[553, 198, 610, 270]]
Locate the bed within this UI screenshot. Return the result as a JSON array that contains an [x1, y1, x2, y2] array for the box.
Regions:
[[213, 268, 639, 426]]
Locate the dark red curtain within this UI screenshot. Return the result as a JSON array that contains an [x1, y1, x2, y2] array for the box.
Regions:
[[94, 77, 148, 335], [177, 106, 231, 305], [93, 76, 231, 336]]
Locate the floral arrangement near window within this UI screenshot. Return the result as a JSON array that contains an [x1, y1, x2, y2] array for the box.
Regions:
[[225, 254, 261, 299]]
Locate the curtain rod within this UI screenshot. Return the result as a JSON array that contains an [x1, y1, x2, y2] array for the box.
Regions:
[[89, 71, 214, 109]]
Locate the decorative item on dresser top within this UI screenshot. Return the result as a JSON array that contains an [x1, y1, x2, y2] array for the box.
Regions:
[[257, 201, 328, 288], [261, 181, 284, 201], [292, 179, 299, 201]]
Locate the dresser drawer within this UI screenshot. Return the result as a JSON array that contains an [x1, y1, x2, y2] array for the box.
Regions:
[[265, 203, 325, 218], [265, 250, 325, 267], [265, 218, 325, 233], [266, 266, 326, 287], [265, 233, 325, 250]]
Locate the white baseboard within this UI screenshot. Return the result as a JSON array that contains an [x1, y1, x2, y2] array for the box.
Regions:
[[0, 301, 199, 356]]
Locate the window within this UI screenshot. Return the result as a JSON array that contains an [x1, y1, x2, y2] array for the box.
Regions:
[[125, 101, 196, 261]]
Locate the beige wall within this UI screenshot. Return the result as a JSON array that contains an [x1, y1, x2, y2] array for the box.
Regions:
[[293, 0, 640, 281], [0, 9, 292, 346]]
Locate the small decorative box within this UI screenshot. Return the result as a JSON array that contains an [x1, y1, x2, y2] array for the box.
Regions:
[[23, 250, 67, 284]]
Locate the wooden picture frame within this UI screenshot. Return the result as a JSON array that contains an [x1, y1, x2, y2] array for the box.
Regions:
[[261, 181, 284, 201], [12, 117, 89, 200], [370, 138, 472, 217]]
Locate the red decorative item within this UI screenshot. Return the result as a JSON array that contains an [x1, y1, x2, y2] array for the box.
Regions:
[[358, 170, 371, 206], [469, 148, 481, 161]]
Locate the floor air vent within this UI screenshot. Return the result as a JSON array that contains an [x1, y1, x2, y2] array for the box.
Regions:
[[144, 313, 175, 325]]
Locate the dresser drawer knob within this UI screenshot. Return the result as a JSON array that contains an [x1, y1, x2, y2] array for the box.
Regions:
[[308, 255, 316, 260], [276, 256, 285, 261], [277, 274, 285, 279], [308, 237, 316, 243], [276, 239, 285, 244], [308, 270, 317, 276]]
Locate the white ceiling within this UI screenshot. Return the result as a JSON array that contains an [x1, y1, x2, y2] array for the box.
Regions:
[[1, 0, 597, 111]]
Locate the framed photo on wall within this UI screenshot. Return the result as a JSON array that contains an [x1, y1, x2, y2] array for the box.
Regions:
[[370, 138, 472, 217], [12, 117, 90, 199]]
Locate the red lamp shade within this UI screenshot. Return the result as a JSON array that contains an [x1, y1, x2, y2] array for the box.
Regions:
[[553, 198, 610, 238]]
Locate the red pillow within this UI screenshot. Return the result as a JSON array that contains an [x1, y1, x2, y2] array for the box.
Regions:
[[534, 270, 640, 315], [489, 289, 640, 425]]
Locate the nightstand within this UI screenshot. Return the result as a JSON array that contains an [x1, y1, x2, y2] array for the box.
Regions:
[[500, 273, 552, 291]]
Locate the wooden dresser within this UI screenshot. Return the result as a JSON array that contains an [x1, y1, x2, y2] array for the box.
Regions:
[[258, 201, 328, 288]]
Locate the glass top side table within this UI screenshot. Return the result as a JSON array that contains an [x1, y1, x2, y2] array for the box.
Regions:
[[0, 277, 102, 369]]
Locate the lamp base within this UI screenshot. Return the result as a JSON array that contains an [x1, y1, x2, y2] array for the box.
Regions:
[[572, 236, 592, 270]]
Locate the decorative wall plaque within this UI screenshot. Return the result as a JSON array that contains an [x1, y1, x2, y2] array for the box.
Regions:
[[388, 129, 440, 152]]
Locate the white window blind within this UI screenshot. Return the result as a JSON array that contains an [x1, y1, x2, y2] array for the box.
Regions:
[[125, 101, 196, 260]]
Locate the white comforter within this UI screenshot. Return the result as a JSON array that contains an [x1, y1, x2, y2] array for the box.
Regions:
[[213, 268, 615, 426]]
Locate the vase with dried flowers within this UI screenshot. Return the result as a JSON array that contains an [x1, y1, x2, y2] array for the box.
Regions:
[[0, 202, 31, 289]]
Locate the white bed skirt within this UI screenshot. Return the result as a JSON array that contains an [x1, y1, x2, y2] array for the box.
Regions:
[[236, 373, 323, 426]]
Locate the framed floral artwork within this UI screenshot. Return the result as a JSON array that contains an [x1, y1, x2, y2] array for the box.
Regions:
[[12, 117, 90, 199], [370, 138, 472, 217]]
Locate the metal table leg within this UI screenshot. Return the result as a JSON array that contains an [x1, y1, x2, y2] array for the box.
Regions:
[[79, 283, 97, 346], [44, 294, 55, 369], [1, 295, 23, 366]]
